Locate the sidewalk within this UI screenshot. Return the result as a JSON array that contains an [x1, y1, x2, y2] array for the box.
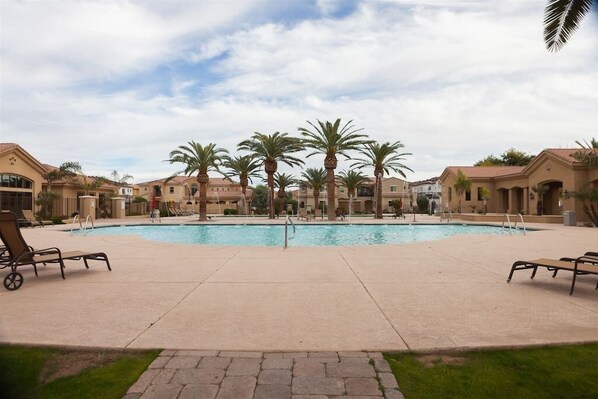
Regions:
[[124, 350, 404, 399]]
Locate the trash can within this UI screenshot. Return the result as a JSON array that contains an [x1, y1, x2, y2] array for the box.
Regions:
[[563, 211, 576, 226]]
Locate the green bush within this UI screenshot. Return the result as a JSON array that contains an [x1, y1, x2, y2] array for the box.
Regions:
[[51, 217, 65, 225], [223, 209, 238, 215], [132, 196, 147, 203]]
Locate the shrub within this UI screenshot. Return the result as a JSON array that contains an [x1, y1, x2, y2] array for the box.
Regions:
[[51, 217, 65, 224], [132, 196, 147, 203], [223, 209, 238, 215]]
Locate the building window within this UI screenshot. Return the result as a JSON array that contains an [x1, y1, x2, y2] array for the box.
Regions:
[[169, 187, 174, 194], [390, 185, 397, 192], [448, 187, 452, 202], [340, 187, 345, 193], [477, 187, 484, 200], [465, 189, 471, 201], [0, 174, 32, 189]]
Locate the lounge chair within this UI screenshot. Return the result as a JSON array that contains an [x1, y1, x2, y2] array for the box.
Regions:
[[0, 211, 111, 291], [21, 210, 44, 227], [507, 255, 598, 295], [298, 208, 313, 221]]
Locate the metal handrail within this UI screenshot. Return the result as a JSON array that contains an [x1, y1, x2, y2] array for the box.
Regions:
[[516, 213, 527, 235], [502, 214, 513, 235], [284, 215, 296, 249], [70, 214, 95, 234]]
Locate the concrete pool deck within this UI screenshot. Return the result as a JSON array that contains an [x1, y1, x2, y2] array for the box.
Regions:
[[1, 215, 597, 352]]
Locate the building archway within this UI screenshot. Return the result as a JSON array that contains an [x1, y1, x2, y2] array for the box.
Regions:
[[539, 180, 563, 215]]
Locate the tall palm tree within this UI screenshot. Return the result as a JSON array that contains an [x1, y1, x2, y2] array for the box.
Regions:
[[273, 172, 299, 215], [336, 169, 369, 216], [573, 137, 598, 167], [238, 132, 304, 219], [299, 118, 371, 220], [167, 141, 228, 221], [221, 154, 262, 214], [352, 141, 413, 219], [301, 167, 327, 214], [544, 0, 594, 52], [454, 170, 472, 214]]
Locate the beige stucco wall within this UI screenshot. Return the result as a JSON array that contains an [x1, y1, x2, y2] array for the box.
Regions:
[[0, 147, 45, 211]]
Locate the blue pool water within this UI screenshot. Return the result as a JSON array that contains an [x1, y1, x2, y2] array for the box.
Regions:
[[79, 224, 522, 246]]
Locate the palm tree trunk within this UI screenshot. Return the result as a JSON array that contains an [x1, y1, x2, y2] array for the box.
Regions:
[[326, 168, 336, 221], [198, 174, 209, 221], [376, 174, 383, 219], [268, 173, 275, 219]]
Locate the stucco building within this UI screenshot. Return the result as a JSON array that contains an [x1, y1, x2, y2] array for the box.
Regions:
[[439, 148, 598, 223], [137, 176, 253, 214]]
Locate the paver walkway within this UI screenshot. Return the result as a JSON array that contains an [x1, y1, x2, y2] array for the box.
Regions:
[[124, 351, 404, 399]]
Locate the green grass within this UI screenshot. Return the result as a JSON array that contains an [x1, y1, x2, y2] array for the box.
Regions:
[[385, 343, 598, 399], [0, 345, 160, 399]]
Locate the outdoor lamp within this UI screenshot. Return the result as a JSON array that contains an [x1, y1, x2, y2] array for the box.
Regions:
[[529, 192, 535, 200]]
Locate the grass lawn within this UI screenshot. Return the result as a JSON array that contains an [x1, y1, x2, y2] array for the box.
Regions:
[[0, 345, 159, 399], [385, 343, 598, 399]]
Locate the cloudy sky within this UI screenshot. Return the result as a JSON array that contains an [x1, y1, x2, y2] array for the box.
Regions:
[[1, 0, 597, 183]]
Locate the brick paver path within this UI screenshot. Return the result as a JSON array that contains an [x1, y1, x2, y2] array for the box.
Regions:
[[124, 351, 404, 399]]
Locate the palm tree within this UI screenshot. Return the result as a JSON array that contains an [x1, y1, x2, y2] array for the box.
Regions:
[[167, 141, 228, 221], [544, 0, 594, 52], [336, 169, 369, 216], [454, 170, 472, 214], [43, 161, 81, 192], [299, 118, 371, 221], [273, 173, 299, 216], [573, 137, 598, 167], [352, 141, 413, 219], [221, 155, 262, 214], [301, 167, 327, 215], [238, 132, 304, 219]]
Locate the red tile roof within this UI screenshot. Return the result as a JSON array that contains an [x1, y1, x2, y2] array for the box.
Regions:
[[445, 166, 523, 178]]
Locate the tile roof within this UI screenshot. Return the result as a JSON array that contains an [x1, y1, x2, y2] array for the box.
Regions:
[[0, 143, 19, 154], [542, 148, 590, 164], [445, 166, 524, 178]]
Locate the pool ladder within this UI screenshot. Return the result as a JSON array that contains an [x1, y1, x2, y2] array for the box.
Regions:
[[502, 213, 526, 235], [70, 214, 94, 235], [284, 215, 296, 249]]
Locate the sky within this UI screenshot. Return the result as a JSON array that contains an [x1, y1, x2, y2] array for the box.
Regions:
[[1, 0, 597, 184]]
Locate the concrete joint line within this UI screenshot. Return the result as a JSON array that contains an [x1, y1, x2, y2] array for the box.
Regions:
[[338, 251, 411, 351], [124, 249, 242, 349]]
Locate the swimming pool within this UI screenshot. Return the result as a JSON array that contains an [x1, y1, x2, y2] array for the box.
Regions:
[[78, 223, 523, 246]]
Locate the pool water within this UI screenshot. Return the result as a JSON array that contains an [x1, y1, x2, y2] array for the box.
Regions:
[[79, 224, 522, 246]]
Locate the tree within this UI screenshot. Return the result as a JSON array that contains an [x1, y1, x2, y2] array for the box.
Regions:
[[110, 170, 134, 186], [221, 154, 262, 214], [544, 0, 594, 52], [238, 132, 304, 219], [352, 141, 413, 219], [301, 167, 327, 214], [336, 169, 369, 216], [416, 196, 430, 215], [251, 185, 268, 214], [299, 119, 371, 221], [273, 173, 299, 215], [532, 184, 549, 215], [167, 141, 228, 221], [572, 137, 598, 167], [474, 148, 535, 166], [43, 161, 81, 192], [454, 170, 472, 213], [565, 185, 598, 226]]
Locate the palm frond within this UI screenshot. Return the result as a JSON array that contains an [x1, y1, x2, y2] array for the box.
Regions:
[[544, 0, 593, 52]]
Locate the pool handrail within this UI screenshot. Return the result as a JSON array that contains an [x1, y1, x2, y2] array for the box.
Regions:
[[284, 215, 296, 249]]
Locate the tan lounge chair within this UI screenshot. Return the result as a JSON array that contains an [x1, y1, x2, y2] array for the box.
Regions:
[[21, 209, 44, 227], [0, 211, 111, 291], [507, 255, 598, 295]]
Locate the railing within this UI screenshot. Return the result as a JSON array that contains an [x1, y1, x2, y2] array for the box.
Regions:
[[149, 209, 161, 223], [284, 215, 296, 249], [70, 214, 94, 234], [439, 209, 452, 222], [502, 213, 526, 235]]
